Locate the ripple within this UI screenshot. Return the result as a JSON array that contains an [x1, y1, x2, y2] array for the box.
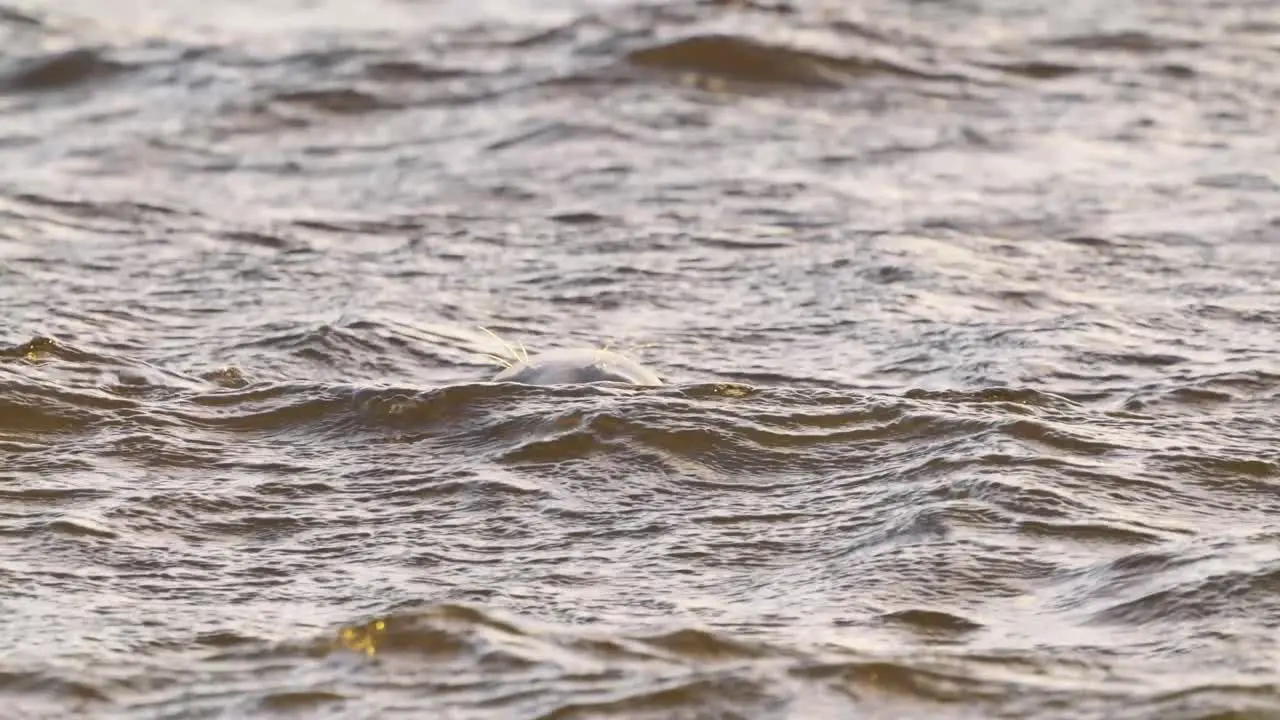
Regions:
[[1045, 30, 1204, 53], [0, 6, 41, 28], [3, 0, 1280, 717], [624, 34, 948, 89], [980, 59, 1084, 80], [45, 516, 118, 540], [0, 48, 126, 92], [0, 669, 111, 704], [1089, 559, 1280, 627], [271, 87, 397, 115], [878, 609, 984, 635]]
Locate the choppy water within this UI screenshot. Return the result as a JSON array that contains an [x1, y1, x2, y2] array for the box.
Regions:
[[3, 0, 1279, 718]]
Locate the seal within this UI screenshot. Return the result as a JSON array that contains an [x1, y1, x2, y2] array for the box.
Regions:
[[491, 347, 662, 386]]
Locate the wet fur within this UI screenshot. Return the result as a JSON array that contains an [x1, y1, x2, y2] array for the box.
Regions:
[[477, 328, 661, 386]]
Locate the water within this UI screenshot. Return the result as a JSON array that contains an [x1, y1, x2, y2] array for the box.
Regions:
[[2, 0, 1278, 717]]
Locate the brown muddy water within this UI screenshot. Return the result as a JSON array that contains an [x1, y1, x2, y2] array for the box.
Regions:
[[2, 0, 1279, 718]]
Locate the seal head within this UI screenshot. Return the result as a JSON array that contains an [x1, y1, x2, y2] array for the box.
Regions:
[[492, 348, 662, 386]]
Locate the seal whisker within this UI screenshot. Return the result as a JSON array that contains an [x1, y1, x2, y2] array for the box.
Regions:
[[477, 325, 524, 365], [476, 351, 513, 368]]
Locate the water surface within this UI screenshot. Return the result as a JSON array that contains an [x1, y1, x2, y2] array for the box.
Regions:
[[2, 0, 1279, 717]]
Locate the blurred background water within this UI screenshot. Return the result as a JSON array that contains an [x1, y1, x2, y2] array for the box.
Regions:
[[2, 0, 1278, 718]]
